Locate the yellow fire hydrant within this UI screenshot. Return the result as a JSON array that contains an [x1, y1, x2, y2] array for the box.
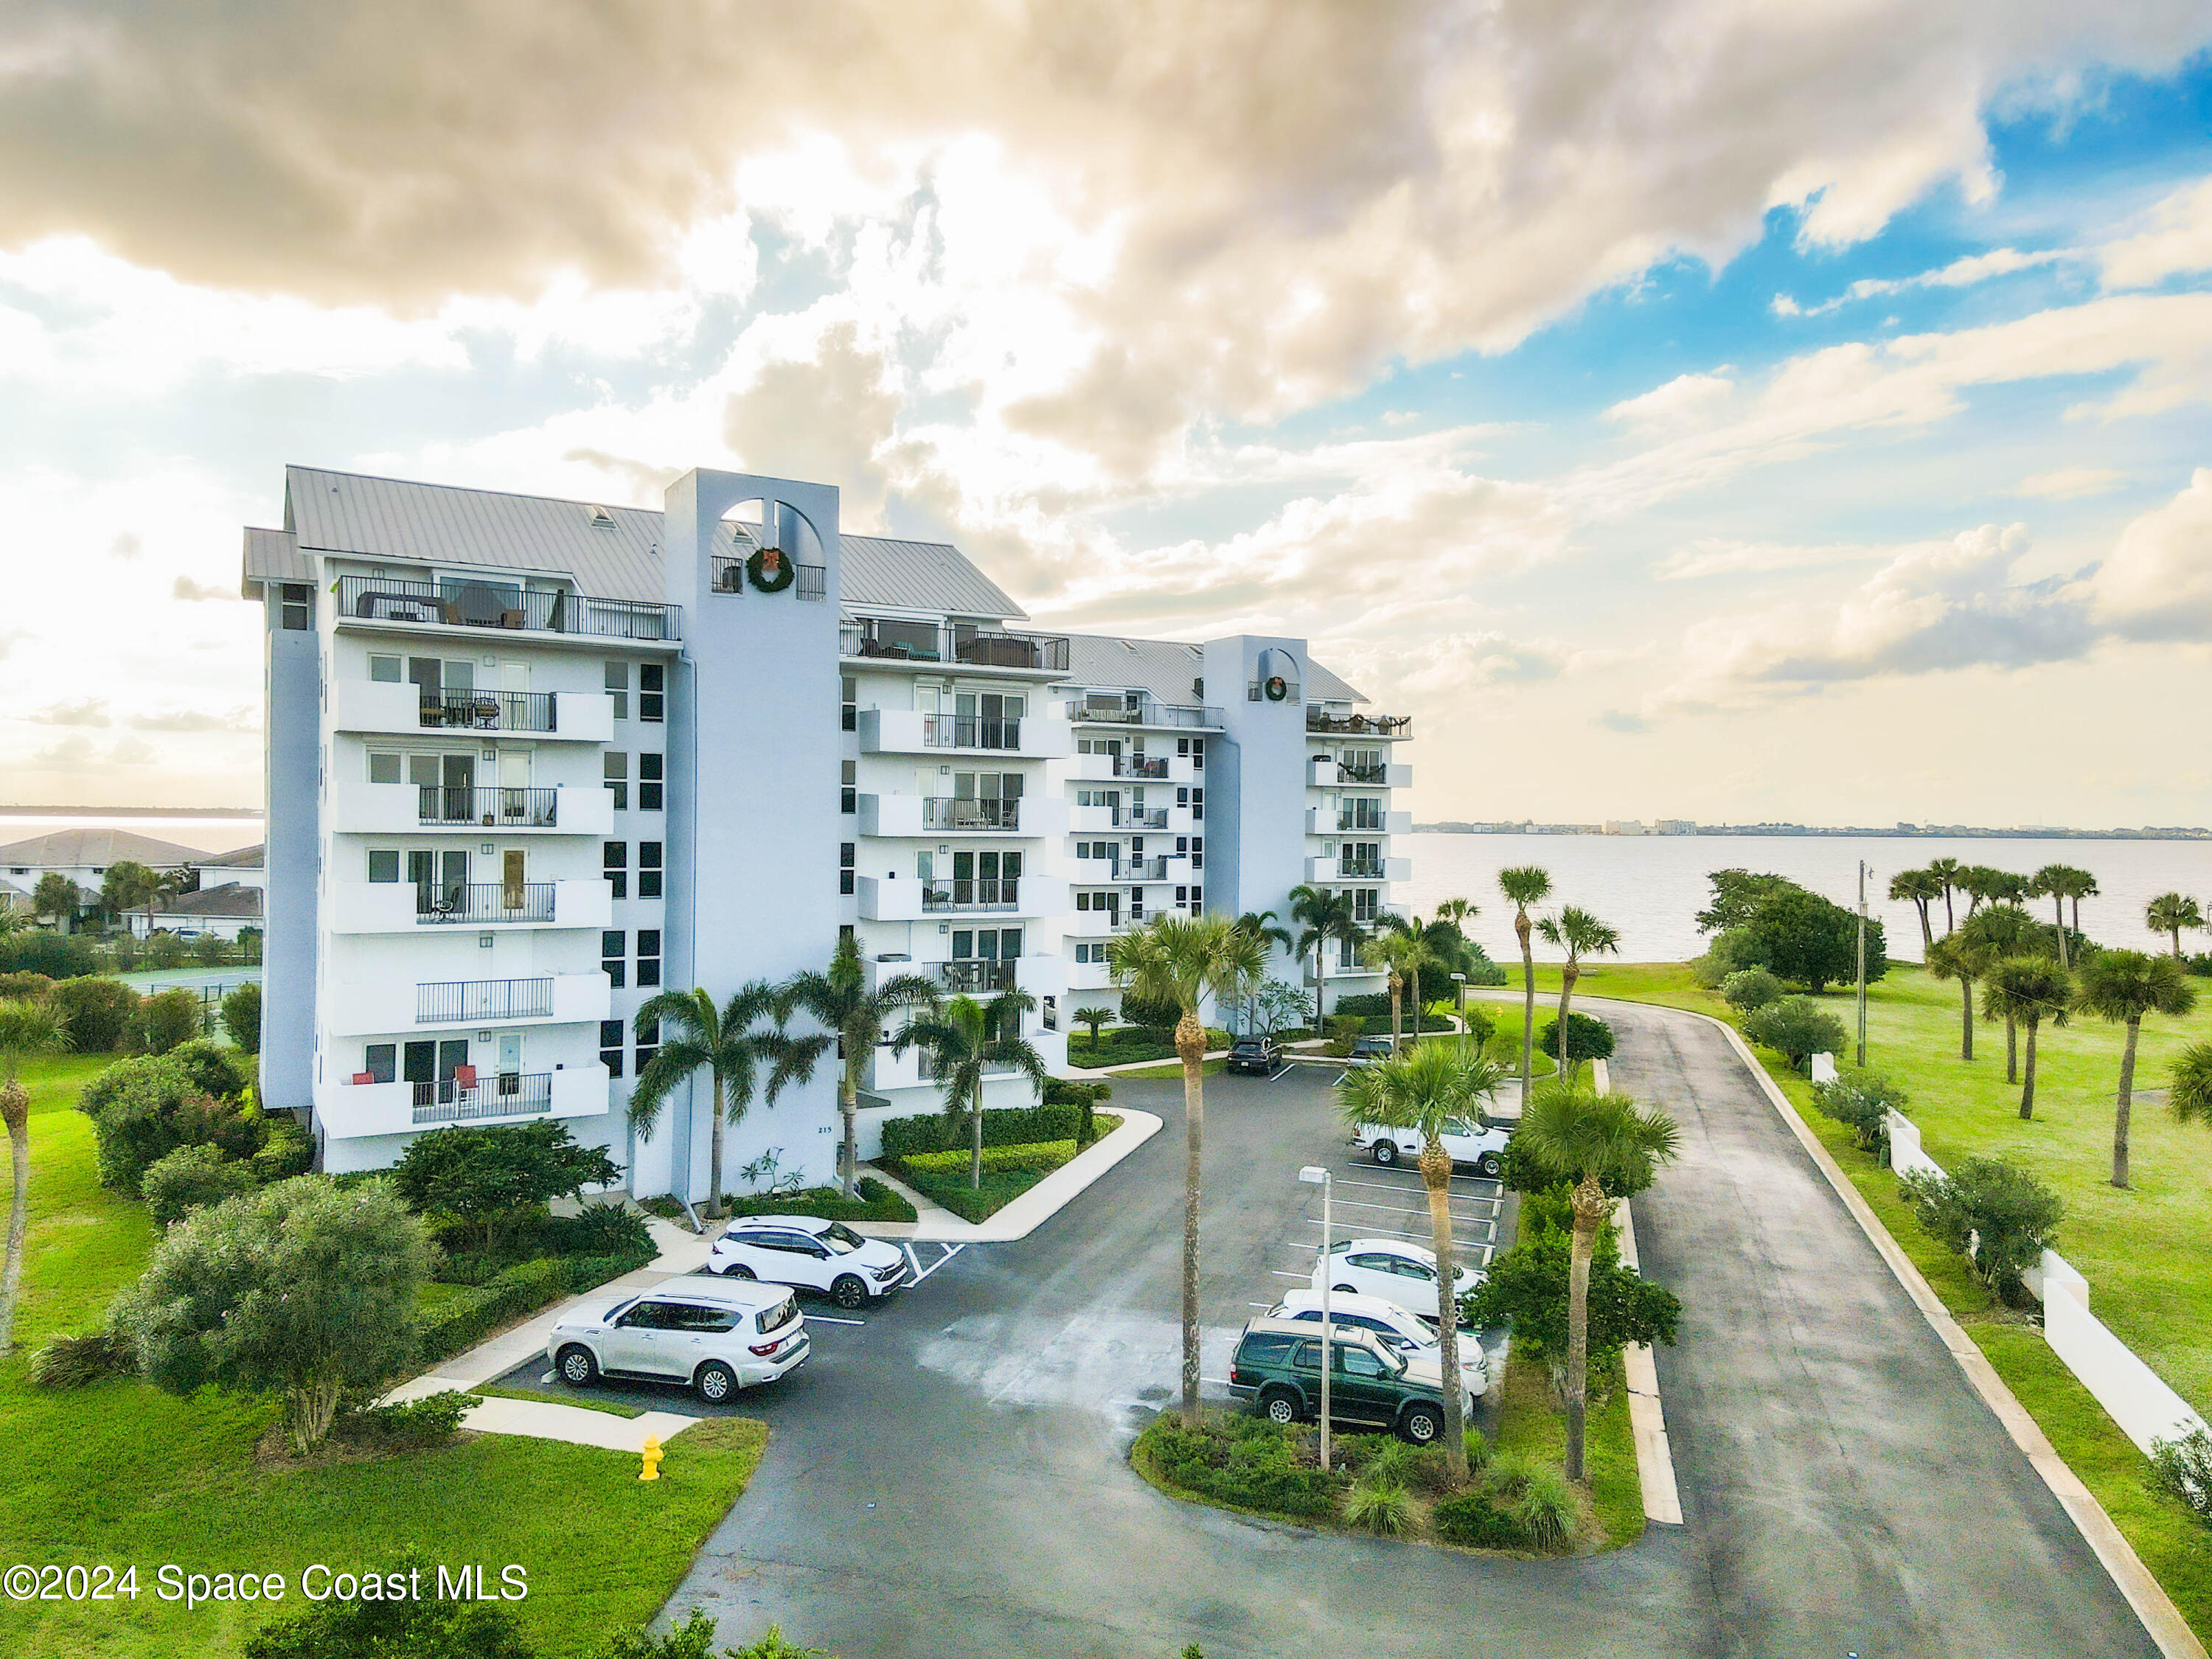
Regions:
[[638, 1435, 664, 1483]]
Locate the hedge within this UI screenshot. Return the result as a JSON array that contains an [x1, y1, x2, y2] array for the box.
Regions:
[[880, 1102, 1092, 1157], [720, 1177, 917, 1223], [414, 1245, 654, 1370]]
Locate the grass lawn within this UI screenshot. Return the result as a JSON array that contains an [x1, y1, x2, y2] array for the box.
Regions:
[[1067, 1027, 1232, 1068], [1488, 1349, 1644, 1549], [882, 1124, 1116, 1222], [471, 1381, 647, 1419], [0, 1057, 772, 1658], [1119, 1057, 1225, 1079]]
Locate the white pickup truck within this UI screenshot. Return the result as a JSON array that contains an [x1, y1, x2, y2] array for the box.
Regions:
[[1349, 1116, 1509, 1178]]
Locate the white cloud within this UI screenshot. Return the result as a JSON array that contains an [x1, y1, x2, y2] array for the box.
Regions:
[[2098, 175, 2212, 291], [26, 697, 110, 727], [1604, 373, 1736, 434], [2091, 467, 2212, 641], [1775, 246, 2068, 316], [1653, 538, 1896, 580], [2017, 466, 2128, 500]]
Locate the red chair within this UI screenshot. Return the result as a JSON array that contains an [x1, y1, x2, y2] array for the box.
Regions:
[[453, 1065, 479, 1088]]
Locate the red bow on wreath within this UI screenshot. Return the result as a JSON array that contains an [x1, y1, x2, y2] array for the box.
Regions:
[[760, 549, 783, 577]]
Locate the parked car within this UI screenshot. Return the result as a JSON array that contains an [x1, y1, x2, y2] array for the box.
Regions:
[[707, 1214, 911, 1309], [1268, 1288, 1488, 1395], [1312, 1237, 1485, 1323], [546, 1276, 808, 1402], [1226, 1316, 1473, 1444], [1346, 1034, 1396, 1065], [1225, 1036, 1284, 1075], [1349, 1116, 1509, 1177]]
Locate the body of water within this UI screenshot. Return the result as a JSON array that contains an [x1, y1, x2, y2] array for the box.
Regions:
[[1398, 833, 2212, 966]]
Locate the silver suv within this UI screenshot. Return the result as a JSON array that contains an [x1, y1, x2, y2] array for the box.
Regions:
[[546, 1276, 809, 1403]]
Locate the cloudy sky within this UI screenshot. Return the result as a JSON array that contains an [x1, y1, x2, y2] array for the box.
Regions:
[[3, 2, 2210, 827]]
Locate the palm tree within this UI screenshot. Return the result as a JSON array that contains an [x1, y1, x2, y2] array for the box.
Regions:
[[1514, 1082, 1680, 1482], [2031, 863, 2096, 969], [1961, 905, 2042, 1084], [1338, 1044, 1509, 1481], [631, 982, 824, 1219], [2073, 950, 2197, 1189], [1955, 866, 2005, 920], [1986, 870, 2032, 910], [2066, 869, 2098, 939], [2170, 1041, 2212, 1130], [0, 997, 70, 1352], [1925, 857, 1962, 935], [1536, 906, 1619, 1076], [1231, 909, 1295, 1035], [1980, 956, 2070, 1120], [1109, 914, 1266, 1427], [777, 934, 939, 1199], [2145, 892, 2203, 960], [1498, 866, 1552, 1102], [1924, 934, 1980, 1062], [1071, 1006, 1115, 1056], [1364, 924, 1434, 1053], [1414, 899, 1484, 1012], [1888, 869, 1941, 950], [1290, 884, 1363, 1032], [32, 874, 79, 931], [894, 991, 1050, 1189]]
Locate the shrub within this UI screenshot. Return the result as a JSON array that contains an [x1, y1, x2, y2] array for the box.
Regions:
[[391, 1121, 621, 1250], [719, 1180, 915, 1225], [332, 1388, 477, 1449], [1462, 1426, 1491, 1470], [1511, 1466, 1577, 1550], [416, 1256, 577, 1369], [1720, 967, 1784, 1013], [1119, 990, 1183, 1031], [1331, 993, 1394, 1018], [1690, 927, 1770, 989], [0, 929, 99, 981], [543, 1199, 655, 1259], [0, 972, 55, 1001], [1461, 1239, 1678, 1370], [221, 981, 262, 1053], [78, 1052, 264, 1193], [1464, 1006, 1498, 1048], [166, 1036, 251, 1100], [49, 975, 139, 1053], [1811, 1065, 1905, 1155], [1899, 1157, 2064, 1305], [241, 1555, 532, 1659], [1343, 1478, 1412, 1536], [1040, 1079, 1113, 1107], [134, 987, 206, 1054], [1327, 1014, 1363, 1056], [878, 1102, 1089, 1156], [1742, 996, 1848, 1068], [1433, 1489, 1527, 1548], [142, 1142, 261, 1225], [2149, 1427, 2212, 1525], [1537, 1012, 1615, 1072], [252, 1121, 316, 1181], [28, 1329, 137, 1390], [1142, 1414, 1344, 1518]]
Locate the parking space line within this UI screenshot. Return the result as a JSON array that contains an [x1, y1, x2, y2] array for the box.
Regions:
[[809, 1314, 866, 1327], [1270, 1269, 1315, 1280], [1331, 1175, 1497, 1194], [1301, 1222, 1492, 1245]]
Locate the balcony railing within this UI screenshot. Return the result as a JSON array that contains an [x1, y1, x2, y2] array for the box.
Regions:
[[415, 690, 557, 733], [415, 785, 560, 827], [1335, 762, 1389, 785], [411, 1071, 554, 1125], [1114, 756, 1168, 779], [1119, 857, 1170, 882], [923, 797, 1020, 830], [338, 575, 679, 641], [1337, 815, 1385, 834], [936, 959, 1018, 994], [708, 554, 827, 600], [840, 618, 1069, 670], [919, 879, 1021, 913], [1338, 859, 1385, 879], [923, 715, 1021, 751], [417, 977, 556, 1024], [1071, 697, 1224, 729], [1308, 709, 1412, 737], [414, 882, 556, 925], [1131, 807, 1169, 829]]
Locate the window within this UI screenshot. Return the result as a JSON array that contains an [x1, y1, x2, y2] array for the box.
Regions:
[[367, 849, 400, 883], [367, 751, 402, 785], [602, 930, 626, 990], [603, 752, 628, 810], [636, 1015, 659, 1073], [369, 654, 402, 683], [605, 661, 629, 720], [279, 583, 311, 630], [1340, 1346, 1388, 1379], [1042, 995, 1057, 1032], [636, 929, 661, 988], [639, 840, 662, 900], [1192, 835, 1204, 872], [839, 842, 855, 896], [841, 759, 856, 814], [841, 675, 857, 732], [1074, 941, 1110, 964], [1191, 786, 1204, 822], [599, 1020, 625, 1077], [602, 841, 627, 900], [1191, 886, 1203, 909], [639, 663, 665, 723], [1176, 787, 1189, 807], [1341, 796, 1382, 831], [639, 752, 664, 811], [1353, 888, 1379, 922], [1192, 739, 1205, 771], [363, 1043, 396, 1084]]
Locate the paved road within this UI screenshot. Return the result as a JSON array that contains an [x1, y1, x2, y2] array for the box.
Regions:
[[526, 1005, 2157, 1658]]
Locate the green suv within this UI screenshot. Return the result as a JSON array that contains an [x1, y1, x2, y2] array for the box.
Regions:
[[1226, 1316, 1471, 1444]]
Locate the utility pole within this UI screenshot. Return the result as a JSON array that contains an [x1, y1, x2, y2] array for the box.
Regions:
[[1856, 860, 1870, 1069]]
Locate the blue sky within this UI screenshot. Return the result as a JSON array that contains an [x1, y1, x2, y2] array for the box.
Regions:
[[0, 7, 2208, 827]]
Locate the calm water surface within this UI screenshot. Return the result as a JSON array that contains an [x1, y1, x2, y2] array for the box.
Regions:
[[1399, 833, 2212, 966]]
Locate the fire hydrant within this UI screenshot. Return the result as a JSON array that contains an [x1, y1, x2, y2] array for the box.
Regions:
[[638, 1435, 664, 1483]]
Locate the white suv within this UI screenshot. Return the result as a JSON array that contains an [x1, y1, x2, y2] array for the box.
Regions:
[[706, 1215, 910, 1310], [1314, 1237, 1485, 1323], [546, 1277, 808, 1402], [1268, 1288, 1489, 1395]]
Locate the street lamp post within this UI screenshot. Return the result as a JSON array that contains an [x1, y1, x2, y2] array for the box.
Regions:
[[1450, 971, 1468, 1061], [1298, 1164, 1333, 1471]]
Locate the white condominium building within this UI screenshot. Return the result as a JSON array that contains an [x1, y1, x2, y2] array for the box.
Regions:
[[243, 464, 1411, 1200]]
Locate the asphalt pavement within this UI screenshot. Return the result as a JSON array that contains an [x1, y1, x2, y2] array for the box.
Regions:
[[508, 1007, 2161, 1658]]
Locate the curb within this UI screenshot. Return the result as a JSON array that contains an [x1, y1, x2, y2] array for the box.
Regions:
[[1610, 1200, 1683, 1526], [852, 1109, 1165, 1242]]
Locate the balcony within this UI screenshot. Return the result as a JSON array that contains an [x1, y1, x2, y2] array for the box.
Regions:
[[1065, 956, 1116, 992], [1307, 709, 1413, 739], [333, 781, 614, 837], [857, 709, 1073, 759], [841, 618, 1069, 672], [336, 575, 678, 642], [860, 793, 1060, 838], [706, 553, 827, 600], [333, 681, 616, 742], [924, 878, 1021, 914], [329, 878, 612, 934], [1321, 760, 1413, 789], [1116, 756, 1169, 780], [856, 874, 1065, 922], [316, 1063, 611, 1140], [1106, 858, 1170, 883], [324, 973, 612, 1037], [1068, 696, 1223, 729], [1065, 907, 1124, 937]]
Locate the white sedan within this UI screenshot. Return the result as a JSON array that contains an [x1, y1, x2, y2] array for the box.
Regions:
[[1313, 1237, 1485, 1324], [1269, 1287, 1489, 1396], [706, 1215, 911, 1310], [1349, 1116, 1509, 1178]]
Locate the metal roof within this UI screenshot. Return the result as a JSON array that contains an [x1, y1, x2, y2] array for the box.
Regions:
[[1055, 633, 1366, 706], [159, 882, 262, 919], [243, 465, 1025, 619]]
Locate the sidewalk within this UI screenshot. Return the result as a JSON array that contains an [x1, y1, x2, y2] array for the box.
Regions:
[[852, 1107, 1163, 1242]]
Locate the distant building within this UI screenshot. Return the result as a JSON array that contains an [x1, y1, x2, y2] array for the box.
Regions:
[[1653, 818, 1697, 835], [0, 827, 217, 918], [196, 844, 267, 894], [1601, 819, 1648, 836], [130, 882, 262, 942]]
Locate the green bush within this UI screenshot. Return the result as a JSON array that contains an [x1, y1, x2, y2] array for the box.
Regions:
[[1720, 967, 1784, 1012], [897, 1138, 1077, 1178], [49, 975, 139, 1052], [1330, 993, 1394, 1018], [417, 1257, 578, 1368], [142, 1142, 261, 1225], [1742, 995, 1848, 1068], [28, 1329, 137, 1390], [1463, 1425, 1491, 1470], [77, 1051, 264, 1194], [134, 987, 206, 1054], [1899, 1156, 2064, 1305], [0, 930, 99, 981], [1460, 1238, 1677, 1371], [252, 1121, 317, 1181], [242, 1554, 533, 1659], [1537, 1012, 1615, 1070], [1433, 1489, 1528, 1548], [719, 1178, 916, 1224], [1511, 1467, 1576, 1551], [1343, 1477, 1413, 1536], [1810, 1065, 1905, 1155], [1689, 927, 1770, 989], [221, 981, 262, 1053], [332, 1388, 478, 1449], [1040, 1079, 1113, 1106], [0, 971, 55, 1001], [165, 1037, 251, 1100], [879, 1102, 1089, 1156], [1119, 990, 1183, 1031], [2149, 1427, 2212, 1526], [543, 1199, 656, 1259], [1142, 1413, 1345, 1518]]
